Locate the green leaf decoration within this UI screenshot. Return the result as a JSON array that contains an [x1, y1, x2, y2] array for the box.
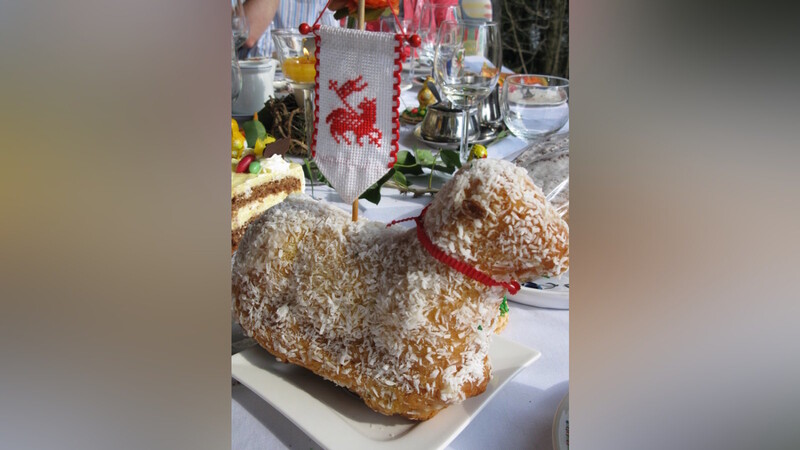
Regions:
[[395, 150, 423, 175], [359, 168, 396, 204], [301, 158, 313, 180], [243, 120, 266, 148], [440, 149, 461, 169], [395, 150, 414, 165], [360, 186, 381, 204], [380, 168, 396, 183], [393, 151, 424, 174], [415, 149, 436, 166], [398, 165, 424, 175], [434, 164, 456, 174], [499, 295, 510, 316], [301, 158, 331, 187], [392, 170, 408, 188]]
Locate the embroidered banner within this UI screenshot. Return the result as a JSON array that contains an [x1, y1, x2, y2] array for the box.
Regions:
[[313, 26, 402, 204]]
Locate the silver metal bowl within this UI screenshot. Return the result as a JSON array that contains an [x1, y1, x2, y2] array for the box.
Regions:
[[419, 102, 481, 143], [478, 84, 503, 127]]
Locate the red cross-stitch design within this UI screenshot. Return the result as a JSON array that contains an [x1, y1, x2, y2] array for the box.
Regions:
[[325, 75, 383, 147]]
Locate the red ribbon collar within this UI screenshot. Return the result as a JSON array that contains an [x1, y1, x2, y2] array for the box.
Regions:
[[387, 205, 521, 295]]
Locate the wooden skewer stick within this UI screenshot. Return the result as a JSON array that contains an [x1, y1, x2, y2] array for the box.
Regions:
[[357, 0, 366, 30], [352, 0, 366, 222]]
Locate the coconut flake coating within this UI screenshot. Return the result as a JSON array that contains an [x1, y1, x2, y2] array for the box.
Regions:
[[232, 158, 569, 420]]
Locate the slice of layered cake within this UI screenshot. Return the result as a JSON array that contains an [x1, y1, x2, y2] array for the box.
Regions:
[[231, 154, 304, 253]]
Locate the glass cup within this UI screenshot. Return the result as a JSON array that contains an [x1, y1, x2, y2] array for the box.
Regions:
[[231, 37, 242, 103], [271, 29, 316, 87], [232, 0, 249, 50], [380, 16, 413, 91], [417, 4, 461, 68], [502, 75, 569, 141]]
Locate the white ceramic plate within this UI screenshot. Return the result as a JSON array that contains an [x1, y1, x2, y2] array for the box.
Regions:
[[508, 271, 569, 310], [552, 392, 569, 450], [232, 336, 540, 450]]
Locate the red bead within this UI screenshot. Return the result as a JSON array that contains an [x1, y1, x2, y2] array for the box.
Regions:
[[313, 24, 321, 31], [408, 34, 421, 48], [299, 23, 311, 35]]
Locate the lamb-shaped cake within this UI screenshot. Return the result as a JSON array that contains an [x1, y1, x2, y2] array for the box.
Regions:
[[232, 158, 569, 420]]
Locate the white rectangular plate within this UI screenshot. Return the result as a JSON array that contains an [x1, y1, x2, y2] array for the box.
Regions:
[[232, 336, 540, 450]]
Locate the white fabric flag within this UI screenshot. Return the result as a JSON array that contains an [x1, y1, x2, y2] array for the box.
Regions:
[[313, 26, 401, 204]]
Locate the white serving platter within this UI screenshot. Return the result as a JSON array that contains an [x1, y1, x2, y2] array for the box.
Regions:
[[232, 336, 540, 450], [552, 391, 569, 450]]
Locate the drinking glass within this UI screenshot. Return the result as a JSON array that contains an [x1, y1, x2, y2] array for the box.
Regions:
[[417, 4, 461, 68], [501, 75, 569, 141], [231, 37, 242, 103], [271, 29, 316, 86], [433, 21, 501, 162], [232, 0, 249, 50], [380, 16, 413, 90]]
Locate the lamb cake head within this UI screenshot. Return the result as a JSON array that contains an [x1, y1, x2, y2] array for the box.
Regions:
[[423, 158, 569, 283], [232, 157, 569, 421]]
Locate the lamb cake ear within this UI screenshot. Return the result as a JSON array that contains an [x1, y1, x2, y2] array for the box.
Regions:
[[462, 198, 487, 220]]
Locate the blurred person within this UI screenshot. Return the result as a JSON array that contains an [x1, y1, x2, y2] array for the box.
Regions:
[[239, 0, 340, 59]]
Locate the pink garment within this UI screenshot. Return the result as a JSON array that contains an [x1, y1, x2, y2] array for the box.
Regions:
[[404, 0, 458, 15], [360, 0, 463, 32]]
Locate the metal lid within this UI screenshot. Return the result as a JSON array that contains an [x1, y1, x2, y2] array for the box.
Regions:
[[238, 58, 278, 71]]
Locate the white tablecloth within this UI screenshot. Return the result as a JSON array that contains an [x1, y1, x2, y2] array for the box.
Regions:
[[232, 86, 569, 450]]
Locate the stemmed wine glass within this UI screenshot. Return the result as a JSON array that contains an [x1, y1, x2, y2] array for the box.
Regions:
[[417, 4, 461, 70], [380, 16, 413, 90], [433, 21, 501, 162], [232, 0, 249, 50]]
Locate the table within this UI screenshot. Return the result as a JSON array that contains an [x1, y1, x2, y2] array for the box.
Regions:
[[232, 84, 569, 450]]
